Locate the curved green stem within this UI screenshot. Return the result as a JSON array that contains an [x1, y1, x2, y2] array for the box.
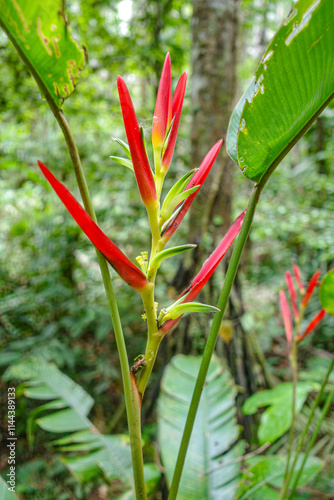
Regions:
[[4, 31, 147, 499], [286, 357, 334, 499], [167, 180, 264, 500]]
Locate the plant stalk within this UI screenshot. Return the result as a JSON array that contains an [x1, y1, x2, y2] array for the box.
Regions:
[[3, 32, 148, 498], [286, 357, 334, 499], [167, 179, 264, 500]]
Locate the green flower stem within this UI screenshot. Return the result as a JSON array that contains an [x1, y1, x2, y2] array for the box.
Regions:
[[4, 34, 148, 498], [280, 340, 298, 500], [286, 357, 334, 499], [168, 180, 264, 500]]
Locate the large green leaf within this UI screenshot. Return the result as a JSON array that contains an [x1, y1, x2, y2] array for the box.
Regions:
[[158, 354, 244, 500], [0, 476, 18, 500], [319, 268, 334, 316], [243, 382, 314, 444], [0, 0, 86, 108], [227, 0, 334, 182]]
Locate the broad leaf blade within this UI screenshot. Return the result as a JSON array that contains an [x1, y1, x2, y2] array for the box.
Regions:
[[158, 354, 243, 500], [319, 268, 334, 316], [0, 0, 86, 108], [228, 0, 334, 182]]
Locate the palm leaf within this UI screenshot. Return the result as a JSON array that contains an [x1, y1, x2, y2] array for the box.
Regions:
[[157, 354, 244, 500]]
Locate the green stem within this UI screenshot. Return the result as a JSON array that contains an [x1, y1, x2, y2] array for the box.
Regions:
[[168, 180, 264, 500], [280, 340, 298, 500], [286, 357, 334, 499], [3, 31, 147, 498]]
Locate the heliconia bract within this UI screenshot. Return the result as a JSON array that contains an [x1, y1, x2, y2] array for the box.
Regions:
[[301, 270, 321, 308], [161, 140, 223, 242], [297, 309, 326, 342], [38, 162, 150, 291], [161, 210, 246, 333], [285, 271, 299, 320], [293, 264, 305, 294], [152, 53, 172, 153], [117, 76, 157, 209]]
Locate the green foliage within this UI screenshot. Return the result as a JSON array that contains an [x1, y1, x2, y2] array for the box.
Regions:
[[4, 357, 160, 496], [242, 382, 315, 444], [237, 454, 324, 499], [0, 476, 18, 500], [0, 0, 86, 108], [319, 268, 334, 316], [158, 355, 244, 500], [228, 0, 334, 182]]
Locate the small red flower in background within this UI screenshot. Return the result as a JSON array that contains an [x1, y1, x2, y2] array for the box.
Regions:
[[279, 265, 326, 344]]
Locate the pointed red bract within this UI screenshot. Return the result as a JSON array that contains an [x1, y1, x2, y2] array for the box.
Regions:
[[38, 162, 149, 291], [161, 210, 246, 333], [301, 270, 321, 308], [293, 264, 305, 294], [117, 76, 157, 208], [162, 140, 223, 242], [297, 309, 326, 342], [162, 72, 187, 173], [279, 290, 293, 345], [152, 53, 172, 151], [285, 271, 299, 320]]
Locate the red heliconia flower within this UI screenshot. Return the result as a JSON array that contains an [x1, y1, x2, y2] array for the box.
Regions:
[[161, 210, 246, 334], [38, 162, 149, 291], [285, 271, 299, 320], [152, 53, 172, 152], [161, 71, 187, 173], [301, 270, 321, 308], [279, 290, 293, 345], [297, 309, 326, 342], [161, 140, 223, 243], [293, 264, 305, 294], [117, 76, 157, 209]]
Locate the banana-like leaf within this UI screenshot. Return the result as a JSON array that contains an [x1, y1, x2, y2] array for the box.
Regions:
[[0, 0, 86, 108], [4, 357, 160, 493], [110, 156, 134, 171], [0, 476, 18, 500], [227, 0, 334, 183], [319, 268, 334, 316], [150, 244, 196, 270], [158, 355, 244, 500]]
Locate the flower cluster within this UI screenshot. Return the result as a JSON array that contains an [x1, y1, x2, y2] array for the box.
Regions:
[[279, 265, 326, 346], [38, 53, 245, 332]]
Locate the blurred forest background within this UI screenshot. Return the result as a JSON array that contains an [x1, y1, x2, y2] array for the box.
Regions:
[[1, 0, 334, 498]]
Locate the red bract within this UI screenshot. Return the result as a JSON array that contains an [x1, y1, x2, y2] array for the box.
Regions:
[[301, 270, 321, 308], [152, 53, 172, 152], [161, 210, 246, 333], [293, 264, 305, 294], [285, 271, 299, 320], [279, 290, 293, 345], [38, 162, 149, 291], [161, 140, 223, 243], [117, 76, 157, 209], [297, 309, 326, 342], [161, 71, 187, 173]]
